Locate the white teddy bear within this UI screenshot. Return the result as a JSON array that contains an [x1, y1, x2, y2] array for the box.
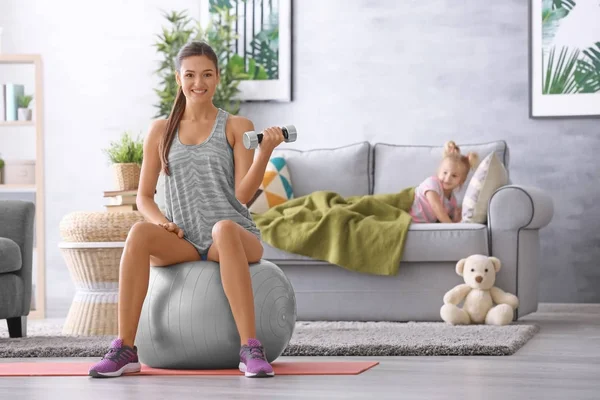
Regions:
[[440, 254, 519, 326]]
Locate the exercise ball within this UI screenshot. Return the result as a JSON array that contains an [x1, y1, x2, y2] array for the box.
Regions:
[[135, 259, 296, 369]]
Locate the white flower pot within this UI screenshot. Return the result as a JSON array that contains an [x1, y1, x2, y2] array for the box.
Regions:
[[17, 108, 32, 121]]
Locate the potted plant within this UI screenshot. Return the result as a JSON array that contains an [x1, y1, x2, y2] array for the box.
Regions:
[[103, 131, 144, 191], [17, 94, 33, 121]]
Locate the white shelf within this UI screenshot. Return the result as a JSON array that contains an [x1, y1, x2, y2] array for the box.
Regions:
[[0, 121, 35, 126], [0, 54, 39, 64], [0, 184, 36, 192]]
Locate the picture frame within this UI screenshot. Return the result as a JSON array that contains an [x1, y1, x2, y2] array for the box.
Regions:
[[199, 0, 293, 103], [529, 0, 600, 118]]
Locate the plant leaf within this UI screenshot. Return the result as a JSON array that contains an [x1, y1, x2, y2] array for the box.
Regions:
[[542, 46, 581, 94], [552, 0, 575, 12], [542, 0, 572, 52], [575, 42, 600, 93]]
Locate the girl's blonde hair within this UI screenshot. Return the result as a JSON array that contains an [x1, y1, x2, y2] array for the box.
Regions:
[[443, 141, 480, 181]]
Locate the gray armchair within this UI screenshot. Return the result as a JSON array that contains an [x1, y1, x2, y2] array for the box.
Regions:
[[0, 200, 35, 338]]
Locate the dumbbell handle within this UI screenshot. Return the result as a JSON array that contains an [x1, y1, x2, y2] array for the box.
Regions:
[[243, 125, 297, 149]]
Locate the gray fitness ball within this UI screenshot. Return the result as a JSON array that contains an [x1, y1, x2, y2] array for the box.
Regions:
[[135, 259, 297, 369]]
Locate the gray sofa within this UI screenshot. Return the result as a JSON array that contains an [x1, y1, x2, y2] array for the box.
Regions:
[[0, 200, 35, 337], [263, 140, 554, 322]]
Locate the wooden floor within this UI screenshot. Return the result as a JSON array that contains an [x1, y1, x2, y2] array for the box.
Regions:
[[1, 303, 598, 400]]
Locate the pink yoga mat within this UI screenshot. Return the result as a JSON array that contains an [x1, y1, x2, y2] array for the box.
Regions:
[[0, 361, 379, 377]]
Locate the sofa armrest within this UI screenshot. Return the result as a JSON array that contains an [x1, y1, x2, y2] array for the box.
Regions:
[[0, 200, 35, 316], [488, 185, 554, 231], [487, 185, 553, 319]]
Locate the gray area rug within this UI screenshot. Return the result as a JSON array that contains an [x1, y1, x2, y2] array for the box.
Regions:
[[0, 319, 539, 358]]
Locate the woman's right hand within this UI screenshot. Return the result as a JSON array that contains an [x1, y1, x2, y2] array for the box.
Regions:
[[158, 222, 184, 238], [258, 126, 285, 155]]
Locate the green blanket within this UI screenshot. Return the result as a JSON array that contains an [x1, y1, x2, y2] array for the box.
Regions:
[[251, 187, 415, 276]]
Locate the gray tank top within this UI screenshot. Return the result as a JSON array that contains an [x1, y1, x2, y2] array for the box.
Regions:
[[163, 108, 261, 255]]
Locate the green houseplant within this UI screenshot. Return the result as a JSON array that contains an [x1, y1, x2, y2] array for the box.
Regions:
[[17, 94, 33, 121], [103, 131, 144, 191]]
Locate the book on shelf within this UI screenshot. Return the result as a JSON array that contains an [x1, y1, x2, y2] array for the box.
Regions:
[[102, 188, 156, 212], [106, 195, 137, 205], [103, 189, 137, 212], [105, 204, 138, 213], [102, 189, 155, 197], [2, 83, 25, 121], [0, 85, 4, 121], [103, 189, 138, 197]]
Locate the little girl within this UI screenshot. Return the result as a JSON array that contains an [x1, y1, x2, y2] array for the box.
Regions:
[[410, 141, 479, 223]]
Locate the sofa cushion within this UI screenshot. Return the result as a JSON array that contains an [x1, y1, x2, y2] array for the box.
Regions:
[[401, 223, 488, 261], [462, 152, 509, 223], [262, 223, 488, 264], [0, 237, 22, 274], [372, 141, 509, 203], [248, 157, 294, 214], [271, 142, 371, 197]]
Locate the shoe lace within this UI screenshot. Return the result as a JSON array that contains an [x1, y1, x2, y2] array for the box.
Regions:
[[103, 347, 129, 363], [249, 346, 266, 360]]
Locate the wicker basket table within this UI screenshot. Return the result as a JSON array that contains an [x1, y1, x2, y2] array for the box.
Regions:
[[58, 211, 144, 336]]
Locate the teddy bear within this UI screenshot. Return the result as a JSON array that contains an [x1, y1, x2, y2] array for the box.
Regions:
[[440, 254, 519, 326]]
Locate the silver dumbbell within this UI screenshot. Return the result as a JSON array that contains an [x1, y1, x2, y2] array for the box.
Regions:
[[243, 125, 298, 149]]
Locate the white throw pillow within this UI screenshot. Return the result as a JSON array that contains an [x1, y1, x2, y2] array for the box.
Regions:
[[462, 152, 508, 223]]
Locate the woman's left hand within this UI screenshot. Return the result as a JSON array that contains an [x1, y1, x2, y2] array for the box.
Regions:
[[258, 126, 285, 154]]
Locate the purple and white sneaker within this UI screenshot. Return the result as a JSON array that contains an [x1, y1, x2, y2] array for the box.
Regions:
[[239, 338, 275, 378], [88, 338, 141, 378]]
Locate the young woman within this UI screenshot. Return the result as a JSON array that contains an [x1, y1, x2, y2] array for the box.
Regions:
[[89, 41, 284, 379]]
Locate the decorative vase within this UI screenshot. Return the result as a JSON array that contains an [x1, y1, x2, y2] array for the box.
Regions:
[[112, 163, 141, 191], [17, 108, 32, 121]]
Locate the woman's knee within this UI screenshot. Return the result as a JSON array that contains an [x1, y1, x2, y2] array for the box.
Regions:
[[126, 221, 155, 248], [211, 220, 239, 243]]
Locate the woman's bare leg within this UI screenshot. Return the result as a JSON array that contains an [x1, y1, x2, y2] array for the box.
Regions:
[[118, 221, 201, 347], [206, 220, 263, 345]]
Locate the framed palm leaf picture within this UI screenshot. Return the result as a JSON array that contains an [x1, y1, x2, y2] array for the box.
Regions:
[[199, 0, 292, 102], [530, 0, 600, 117]]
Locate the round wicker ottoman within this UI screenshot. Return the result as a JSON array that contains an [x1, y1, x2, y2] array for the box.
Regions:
[[59, 211, 144, 336]]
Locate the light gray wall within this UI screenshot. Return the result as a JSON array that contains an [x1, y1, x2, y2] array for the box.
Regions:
[[0, 0, 598, 319], [243, 0, 600, 304]]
